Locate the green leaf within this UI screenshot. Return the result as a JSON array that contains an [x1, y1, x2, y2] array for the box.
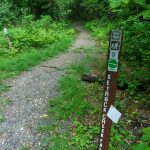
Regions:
[[145, 4, 150, 9], [122, 0, 130, 5], [142, 127, 150, 134], [142, 9, 150, 19], [132, 142, 150, 150], [141, 133, 150, 142], [134, 0, 146, 5], [138, 9, 150, 19]]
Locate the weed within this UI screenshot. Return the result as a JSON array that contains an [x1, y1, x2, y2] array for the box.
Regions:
[[20, 145, 31, 150], [0, 111, 5, 123], [41, 134, 76, 150], [0, 97, 13, 105], [40, 47, 99, 149], [74, 47, 95, 53], [0, 97, 13, 123], [132, 127, 150, 150], [0, 82, 9, 93], [72, 121, 99, 150]]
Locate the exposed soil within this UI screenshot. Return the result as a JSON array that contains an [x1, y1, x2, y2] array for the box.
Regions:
[[0, 24, 96, 150]]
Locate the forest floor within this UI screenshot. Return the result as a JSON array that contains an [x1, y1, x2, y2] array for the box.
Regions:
[[0, 24, 97, 150]]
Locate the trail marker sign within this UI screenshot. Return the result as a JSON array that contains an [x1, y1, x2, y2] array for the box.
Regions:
[[98, 30, 123, 150], [107, 105, 122, 124]]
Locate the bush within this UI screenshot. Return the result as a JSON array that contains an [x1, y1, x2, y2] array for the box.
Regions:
[[0, 15, 75, 56], [120, 18, 150, 65]]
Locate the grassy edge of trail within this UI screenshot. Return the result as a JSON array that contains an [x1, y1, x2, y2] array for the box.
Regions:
[[0, 35, 75, 80], [0, 35, 75, 124], [0, 35, 75, 91], [39, 51, 134, 150], [38, 47, 102, 150]]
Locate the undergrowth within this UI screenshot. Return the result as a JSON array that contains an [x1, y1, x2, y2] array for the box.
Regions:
[[0, 97, 12, 123], [39, 45, 136, 149], [0, 36, 75, 80], [86, 20, 150, 110], [0, 15, 75, 125], [39, 23, 149, 150], [86, 21, 150, 149]]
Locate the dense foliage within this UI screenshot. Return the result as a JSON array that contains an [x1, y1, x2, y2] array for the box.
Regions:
[[0, 15, 74, 56], [0, 0, 74, 28], [84, 1, 150, 149], [0, 15, 75, 84], [85, 0, 150, 102]]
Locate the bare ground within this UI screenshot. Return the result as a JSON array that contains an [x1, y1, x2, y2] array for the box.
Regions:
[[0, 25, 96, 150]]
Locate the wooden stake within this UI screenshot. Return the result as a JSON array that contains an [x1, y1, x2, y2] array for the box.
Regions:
[[98, 30, 123, 150]]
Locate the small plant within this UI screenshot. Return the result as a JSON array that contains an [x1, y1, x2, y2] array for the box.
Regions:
[[132, 127, 150, 150], [0, 113, 5, 123], [109, 122, 134, 150], [72, 121, 99, 150], [20, 145, 31, 150], [0, 82, 9, 93], [48, 75, 90, 119]]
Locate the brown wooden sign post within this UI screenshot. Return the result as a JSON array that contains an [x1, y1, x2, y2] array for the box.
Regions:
[[98, 30, 123, 150]]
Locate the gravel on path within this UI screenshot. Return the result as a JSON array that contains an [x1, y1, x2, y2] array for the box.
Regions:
[[0, 25, 96, 150]]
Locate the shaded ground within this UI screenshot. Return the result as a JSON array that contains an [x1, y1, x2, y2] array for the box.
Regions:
[[0, 25, 96, 150]]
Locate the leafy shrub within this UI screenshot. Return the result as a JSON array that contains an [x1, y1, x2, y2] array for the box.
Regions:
[[0, 15, 75, 56], [109, 124, 134, 150], [132, 127, 150, 150], [0, 0, 17, 29], [72, 121, 99, 150], [120, 18, 150, 65]]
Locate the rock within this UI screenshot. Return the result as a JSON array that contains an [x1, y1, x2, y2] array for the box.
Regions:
[[81, 74, 102, 83]]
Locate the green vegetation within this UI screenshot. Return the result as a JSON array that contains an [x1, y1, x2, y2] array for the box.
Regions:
[[39, 48, 137, 150], [0, 11, 75, 127], [132, 127, 150, 150], [39, 49, 99, 149], [0, 0, 149, 149], [0, 36, 74, 79], [0, 16, 75, 54], [85, 19, 150, 149], [0, 97, 13, 123], [0, 15, 75, 92], [86, 20, 150, 106]]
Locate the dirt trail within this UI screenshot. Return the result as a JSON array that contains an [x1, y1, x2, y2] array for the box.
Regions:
[[0, 25, 96, 150]]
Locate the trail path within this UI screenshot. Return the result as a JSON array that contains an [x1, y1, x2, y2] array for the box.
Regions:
[[0, 25, 96, 150]]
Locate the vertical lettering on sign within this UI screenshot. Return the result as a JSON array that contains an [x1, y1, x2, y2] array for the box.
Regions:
[[98, 30, 123, 150]]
